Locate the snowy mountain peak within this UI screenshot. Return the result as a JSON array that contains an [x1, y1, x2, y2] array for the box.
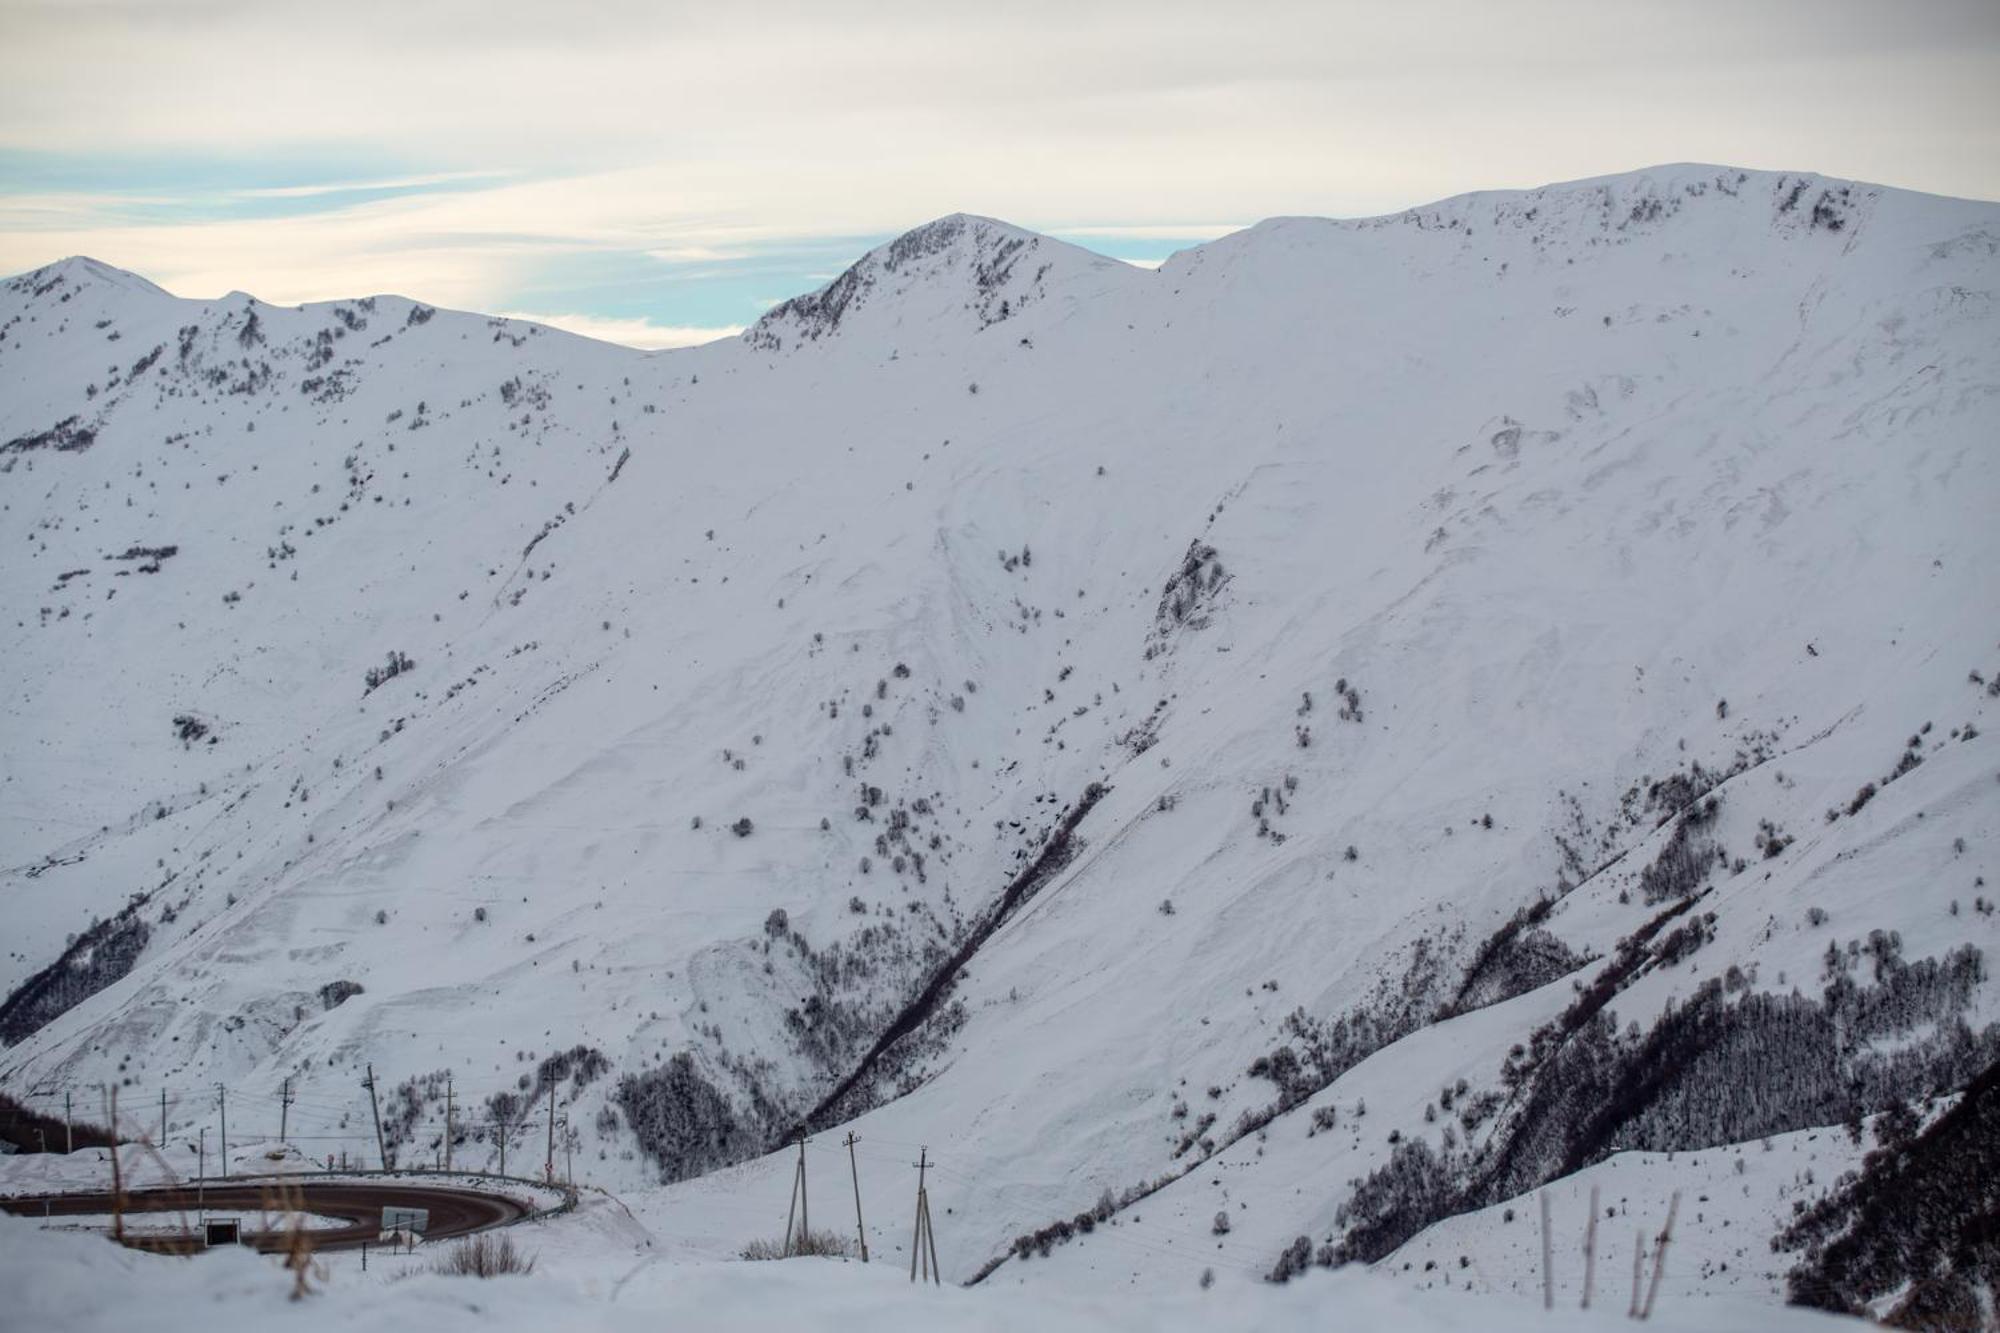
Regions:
[[1152, 164, 1976, 305], [746, 212, 1139, 351], [4, 255, 172, 303]]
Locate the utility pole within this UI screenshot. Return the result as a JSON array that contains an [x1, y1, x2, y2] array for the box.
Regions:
[[845, 1132, 869, 1262], [910, 1147, 939, 1285], [444, 1074, 454, 1173], [64, 1090, 72, 1155], [160, 1088, 168, 1147], [105, 1086, 123, 1244], [279, 1078, 294, 1145], [498, 1109, 508, 1178], [562, 1117, 573, 1187], [545, 1082, 557, 1183], [217, 1084, 228, 1178], [783, 1131, 811, 1256], [363, 1065, 387, 1170], [198, 1128, 207, 1214]]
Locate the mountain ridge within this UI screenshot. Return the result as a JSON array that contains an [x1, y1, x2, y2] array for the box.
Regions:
[[20, 161, 1998, 351]]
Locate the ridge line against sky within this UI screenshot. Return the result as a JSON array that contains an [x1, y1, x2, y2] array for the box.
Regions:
[[1, 0, 1995, 349]]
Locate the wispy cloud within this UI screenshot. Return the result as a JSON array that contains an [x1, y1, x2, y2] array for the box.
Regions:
[[643, 244, 760, 264], [235, 170, 515, 199], [500, 310, 744, 351]]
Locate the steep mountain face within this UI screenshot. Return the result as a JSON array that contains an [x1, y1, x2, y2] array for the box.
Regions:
[[1, 165, 1995, 1321]]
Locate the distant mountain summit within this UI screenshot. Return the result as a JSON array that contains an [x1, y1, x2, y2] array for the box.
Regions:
[[747, 212, 1140, 350]]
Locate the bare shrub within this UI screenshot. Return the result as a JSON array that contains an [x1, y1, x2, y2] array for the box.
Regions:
[[741, 1229, 855, 1260], [429, 1232, 537, 1277]]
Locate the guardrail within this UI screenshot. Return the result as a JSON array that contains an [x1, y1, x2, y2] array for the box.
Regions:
[[198, 1167, 580, 1224]]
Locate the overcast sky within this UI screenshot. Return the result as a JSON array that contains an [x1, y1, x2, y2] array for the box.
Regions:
[[1, 0, 1995, 346]]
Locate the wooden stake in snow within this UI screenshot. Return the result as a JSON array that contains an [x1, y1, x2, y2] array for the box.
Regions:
[[1539, 1190, 1553, 1309], [1639, 1191, 1680, 1321], [1582, 1184, 1600, 1309], [1629, 1229, 1645, 1318]]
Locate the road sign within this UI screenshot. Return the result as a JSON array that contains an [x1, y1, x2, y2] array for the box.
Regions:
[[379, 1205, 429, 1245]]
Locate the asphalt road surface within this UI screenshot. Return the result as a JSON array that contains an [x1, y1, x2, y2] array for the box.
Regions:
[[0, 1178, 536, 1253]]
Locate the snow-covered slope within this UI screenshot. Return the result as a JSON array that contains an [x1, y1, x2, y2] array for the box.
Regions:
[[2, 165, 1996, 1323], [0, 1211, 1856, 1333]]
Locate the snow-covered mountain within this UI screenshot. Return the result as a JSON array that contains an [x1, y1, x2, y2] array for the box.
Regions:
[[2, 165, 1995, 1324]]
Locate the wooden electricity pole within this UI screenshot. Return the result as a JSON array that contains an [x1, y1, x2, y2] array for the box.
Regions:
[[545, 1082, 557, 1182], [562, 1117, 573, 1187], [63, 1091, 72, 1155], [364, 1065, 388, 1170], [910, 1147, 940, 1285], [160, 1088, 168, 1147], [104, 1086, 124, 1244], [783, 1132, 811, 1255], [845, 1131, 869, 1262], [444, 1074, 454, 1172], [280, 1078, 294, 1145], [217, 1084, 228, 1177]]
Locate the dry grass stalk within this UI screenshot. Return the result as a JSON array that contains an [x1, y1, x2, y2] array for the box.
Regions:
[[742, 1229, 855, 1261], [259, 1179, 326, 1299], [428, 1231, 537, 1277]]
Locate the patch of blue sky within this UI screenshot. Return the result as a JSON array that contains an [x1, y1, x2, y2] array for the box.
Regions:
[[0, 148, 511, 222], [1045, 230, 1221, 268], [496, 235, 891, 329]]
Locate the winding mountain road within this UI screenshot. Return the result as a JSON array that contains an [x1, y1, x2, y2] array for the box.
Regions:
[[1, 1177, 540, 1253]]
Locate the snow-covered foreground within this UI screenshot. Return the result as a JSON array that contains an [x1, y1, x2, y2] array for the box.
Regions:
[[2, 1209, 1853, 1333], [2, 163, 1997, 1323]]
